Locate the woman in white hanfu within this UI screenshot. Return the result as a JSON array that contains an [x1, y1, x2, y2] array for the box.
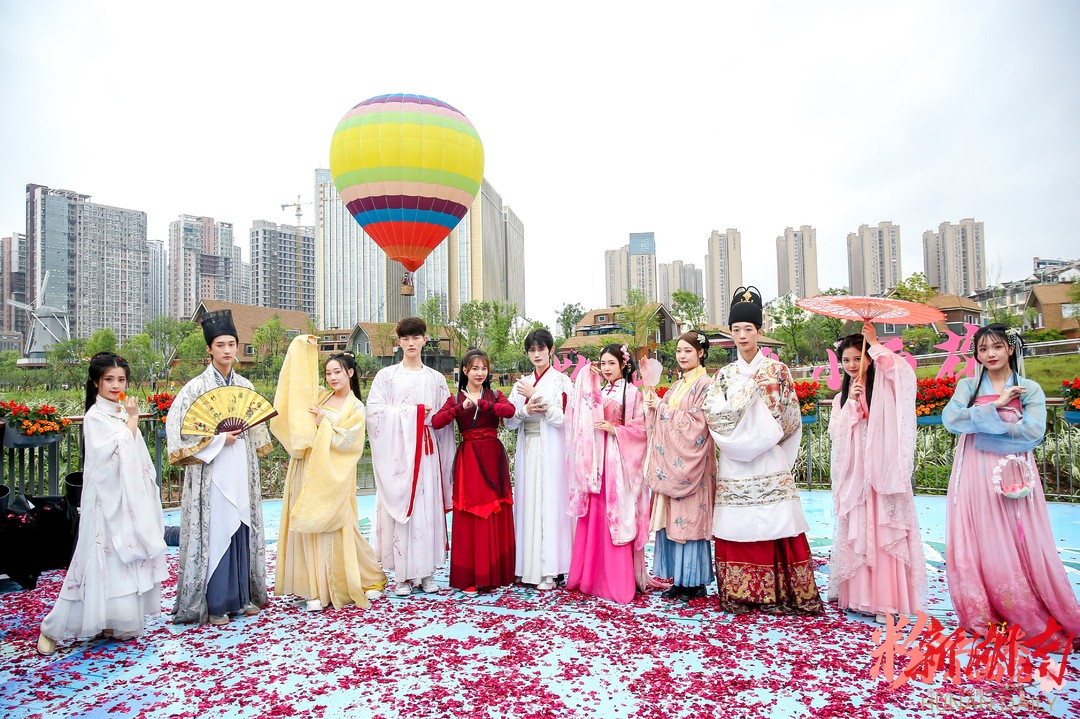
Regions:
[[37, 352, 167, 656], [504, 328, 574, 591]]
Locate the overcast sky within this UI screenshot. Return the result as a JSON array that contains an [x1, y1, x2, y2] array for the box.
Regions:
[[2, 0, 1078, 329]]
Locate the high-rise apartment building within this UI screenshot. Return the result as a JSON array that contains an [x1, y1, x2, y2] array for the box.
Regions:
[[776, 225, 819, 299], [605, 232, 657, 306], [658, 260, 704, 310], [705, 228, 743, 326], [847, 221, 902, 296], [148, 239, 168, 320], [24, 184, 148, 347], [1, 233, 27, 334], [444, 178, 527, 317], [168, 215, 245, 320], [922, 218, 986, 296], [250, 220, 316, 316]]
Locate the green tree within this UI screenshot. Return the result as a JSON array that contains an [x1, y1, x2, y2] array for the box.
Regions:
[[1024, 328, 1066, 343], [145, 315, 195, 364], [555, 302, 586, 340], [0, 350, 19, 370], [252, 315, 288, 380], [172, 327, 209, 381], [418, 294, 449, 357], [84, 328, 118, 357], [119, 333, 157, 389], [46, 337, 88, 388], [901, 326, 941, 354], [891, 272, 936, 303], [769, 294, 807, 365], [620, 289, 660, 352], [671, 290, 707, 330], [353, 352, 382, 380]]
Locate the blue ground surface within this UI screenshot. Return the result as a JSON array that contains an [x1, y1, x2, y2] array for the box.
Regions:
[[1, 491, 1078, 719]]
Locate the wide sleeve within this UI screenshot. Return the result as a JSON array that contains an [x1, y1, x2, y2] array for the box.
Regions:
[[565, 365, 605, 518], [864, 343, 917, 495], [973, 379, 1046, 454], [365, 367, 423, 524], [289, 395, 366, 534], [646, 375, 714, 498], [270, 334, 319, 459], [431, 395, 460, 430], [942, 378, 978, 434], [84, 410, 167, 563], [542, 375, 570, 427], [503, 385, 526, 429], [166, 381, 215, 466], [480, 390, 516, 419], [705, 372, 784, 463]]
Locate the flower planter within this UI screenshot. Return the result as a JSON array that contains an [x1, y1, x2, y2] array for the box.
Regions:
[[2, 431, 63, 449], [916, 414, 944, 426], [801, 413, 818, 425], [1064, 410, 1080, 425]]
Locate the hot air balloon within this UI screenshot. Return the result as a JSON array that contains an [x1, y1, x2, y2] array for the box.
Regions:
[[329, 93, 485, 295]]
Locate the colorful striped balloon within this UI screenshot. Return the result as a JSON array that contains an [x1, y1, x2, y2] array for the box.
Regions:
[[329, 94, 485, 272]]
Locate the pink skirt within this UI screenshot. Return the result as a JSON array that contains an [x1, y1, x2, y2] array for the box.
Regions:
[[566, 475, 635, 604]]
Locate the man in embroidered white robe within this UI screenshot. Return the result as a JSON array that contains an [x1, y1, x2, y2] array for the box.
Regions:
[[167, 310, 273, 624], [366, 317, 455, 596], [504, 328, 573, 590]]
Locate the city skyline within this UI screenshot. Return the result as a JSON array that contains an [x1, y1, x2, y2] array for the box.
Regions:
[[2, 2, 1078, 330]]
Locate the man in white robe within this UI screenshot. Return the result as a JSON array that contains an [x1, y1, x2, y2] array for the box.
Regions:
[[167, 310, 273, 624], [366, 317, 455, 596], [505, 328, 573, 590]]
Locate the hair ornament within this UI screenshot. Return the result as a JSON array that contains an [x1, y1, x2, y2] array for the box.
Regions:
[[619, 344, 631, 364]]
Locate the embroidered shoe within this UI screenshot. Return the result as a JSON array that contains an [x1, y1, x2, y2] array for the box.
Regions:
[[242, 603, 260, 616], [461, 586, 479, 598], [394, 580, 414, 597], [420, 576, 439, 594], [536, 576, 556, 591], [304, 599, 324, 612], [208, 614, 230, 626], [365, 589, 384, 601]]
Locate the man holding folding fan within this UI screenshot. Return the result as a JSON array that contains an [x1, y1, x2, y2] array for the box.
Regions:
[[167, 309, 274, 625]]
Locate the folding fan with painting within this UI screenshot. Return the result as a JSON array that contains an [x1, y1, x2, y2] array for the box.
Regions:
[[180, 386, 278, 437]]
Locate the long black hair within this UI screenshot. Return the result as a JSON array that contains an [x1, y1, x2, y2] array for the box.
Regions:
[[326, 352, 362, 400], [836, 334, 875, 410], [600, 343, 637, 414], [457, 348, 493, 393], [968, 323, 1023, 407], [85, 352, 130, 411]]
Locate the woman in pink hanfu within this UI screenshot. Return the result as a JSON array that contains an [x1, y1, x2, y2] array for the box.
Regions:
[[565, 343, 651, 604], [828, 323, 926, 623], [943, 323, 1080, 646]]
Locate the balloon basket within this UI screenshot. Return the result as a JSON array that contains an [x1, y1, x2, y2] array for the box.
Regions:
[[400, 283, 415, 296]]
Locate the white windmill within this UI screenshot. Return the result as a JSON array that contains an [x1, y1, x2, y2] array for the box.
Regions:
[[9, 270, 71, 363]]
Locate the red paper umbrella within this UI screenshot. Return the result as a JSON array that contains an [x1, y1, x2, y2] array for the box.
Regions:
[[796, 296, 945, 325]]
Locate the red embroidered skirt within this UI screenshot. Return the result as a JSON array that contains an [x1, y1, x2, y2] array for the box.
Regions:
[[714, 534, 823, 615]]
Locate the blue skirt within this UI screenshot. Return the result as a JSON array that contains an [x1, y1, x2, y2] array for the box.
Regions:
[[653, 530, 714, 587]]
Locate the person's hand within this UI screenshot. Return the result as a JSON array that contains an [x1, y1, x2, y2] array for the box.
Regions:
[[462, 397, 476, 411], [861, 322, 879, 346], [589, 363, 602, 377], [515, 380, 536, 400], [849, 382, 864, 403], [643, 392, 659, 410], [993, 385, 1026, 408], [526, 396, 548, 415], [306, 335, 319, 346], [223, 429, 243, 446], [308, 405, 326, 424], [124, 397, 140, 420], [594, 420, 615, 435]]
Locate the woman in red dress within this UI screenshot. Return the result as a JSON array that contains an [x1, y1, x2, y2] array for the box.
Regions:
[[432, 349, 516, 596]]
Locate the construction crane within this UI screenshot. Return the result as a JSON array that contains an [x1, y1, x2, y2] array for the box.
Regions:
[[280, 195, 312, 313]]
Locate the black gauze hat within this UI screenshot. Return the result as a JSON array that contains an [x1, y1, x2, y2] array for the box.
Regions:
[[201, 309, 239, 345], [728, 286, 763, 328]]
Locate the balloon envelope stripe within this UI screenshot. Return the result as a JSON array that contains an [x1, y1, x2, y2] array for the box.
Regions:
[[356, 94, 457, 111], [332, 167, 481, 195], [352, 208, 463, 230], [335, 112, 480, 140], [347, 195, 469, 218]]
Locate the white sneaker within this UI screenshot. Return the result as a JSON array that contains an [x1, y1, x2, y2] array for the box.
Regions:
[[536, 576, 556, 591], [305, 599, 324, 612], [365, 589, 384, 601], [394, 580, 413, 597], [420, 576, 438, 594]]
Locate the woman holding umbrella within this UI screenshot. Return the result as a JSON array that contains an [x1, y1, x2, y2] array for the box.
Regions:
[[828, 323, 926, 623]]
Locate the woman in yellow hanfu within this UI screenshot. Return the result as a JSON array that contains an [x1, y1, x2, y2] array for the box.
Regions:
[[270, 335, 387, 611]]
